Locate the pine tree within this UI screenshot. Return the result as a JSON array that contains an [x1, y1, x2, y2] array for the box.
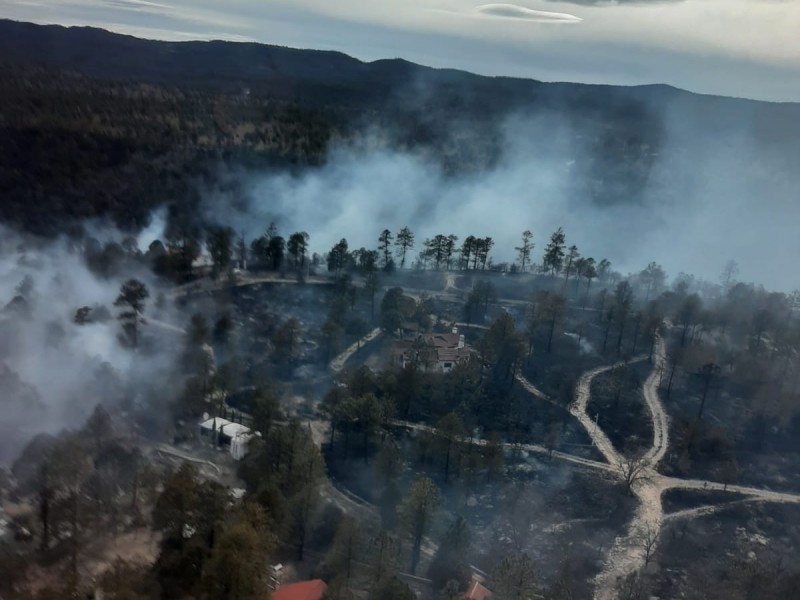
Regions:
[[395, 227, 415, 269], [542, 227, 566, 276], [515, 230, 534, 272], [378, 229, 394, 270]]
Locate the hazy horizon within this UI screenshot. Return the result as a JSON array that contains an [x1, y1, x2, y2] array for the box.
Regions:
[[1, 0, 799, 103]]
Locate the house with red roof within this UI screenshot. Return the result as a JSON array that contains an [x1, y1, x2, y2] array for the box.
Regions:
[[271, 579, 327, 600], [464, 578, 492, 600]]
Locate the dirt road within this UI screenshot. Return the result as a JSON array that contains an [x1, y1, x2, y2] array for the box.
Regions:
[[569, 356, 647, 467], [564, 332, 800, 600], [642, 335, 669, 467], [514, 373, 558, 406], [329, 327, 382, 372]]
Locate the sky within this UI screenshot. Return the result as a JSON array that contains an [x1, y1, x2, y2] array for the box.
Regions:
[[1, 0, 799, 102]]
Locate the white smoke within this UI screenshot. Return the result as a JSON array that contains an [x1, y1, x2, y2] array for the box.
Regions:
[[199, 110, 800, 291], [0, 227, 183, 462]]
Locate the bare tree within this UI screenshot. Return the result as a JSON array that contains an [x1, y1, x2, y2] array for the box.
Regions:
[[615, 569, 648, 600], [640, 523, 660, 568], [720, 259, 739, 291], [619, 455, 651, 495]]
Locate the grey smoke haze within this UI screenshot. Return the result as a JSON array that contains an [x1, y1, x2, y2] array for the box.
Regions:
[[0, 227, 182, 462], [200, 112, 800, 291]]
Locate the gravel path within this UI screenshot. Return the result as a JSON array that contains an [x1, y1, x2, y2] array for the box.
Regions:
[[329, 328, 382, 372]]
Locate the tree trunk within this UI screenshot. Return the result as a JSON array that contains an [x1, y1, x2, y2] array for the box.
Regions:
[[131, 461, 140, 514], [410, 523, 423, 575], [39, 487, 51, 551], [584, 279, 593, 310], [631, 316, 641, 354], [69, 490, 79, 577], [547, 315, 557, 353], [698, 379, 711, 421], [667, 361, 678, 399], [444, 441, 451, 482], [614, 372, 624, 409]]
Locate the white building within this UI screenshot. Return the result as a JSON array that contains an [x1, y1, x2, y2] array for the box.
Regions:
[[199, 417, 253, 460]]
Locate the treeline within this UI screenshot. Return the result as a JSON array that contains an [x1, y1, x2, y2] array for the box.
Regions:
[[318, 225, 615, 278], [0, 64, 337, 234]]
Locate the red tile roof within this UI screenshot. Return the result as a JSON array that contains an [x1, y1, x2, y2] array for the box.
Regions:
[[272, 579, 327, 600], [464, 580, 492, 600]]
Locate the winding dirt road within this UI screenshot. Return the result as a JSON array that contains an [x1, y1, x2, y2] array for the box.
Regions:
[[167, 273, 800, 597], [393, 335, 800, 599], [642, 337, 669, 467], [569, 356, 647, 467], [563, 333, 800, 599], [389, 327, 800, 598]]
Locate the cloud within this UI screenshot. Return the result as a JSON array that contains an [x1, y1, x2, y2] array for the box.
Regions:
[[542, 0, 681, 5], [103, 0, 171, 10], [476, 3, 583, 22]]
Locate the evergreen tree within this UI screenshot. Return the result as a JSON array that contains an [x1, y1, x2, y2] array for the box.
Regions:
[[395, 227, 415, 269], [114, 279, 149, 348], [542, 227, 566, 276], [400, 476, 441, 575], [515, 230, 534, 272], [378, 229, 394, 270]]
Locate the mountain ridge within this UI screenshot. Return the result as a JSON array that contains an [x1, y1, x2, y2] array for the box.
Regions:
[[1, 18, 797, 111], [0, 18, 797, 237]]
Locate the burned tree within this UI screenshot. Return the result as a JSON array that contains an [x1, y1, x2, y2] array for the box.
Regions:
[[114, 279, 149, 348], [399, 476, 441, 575], [619, 454, 651, 496]]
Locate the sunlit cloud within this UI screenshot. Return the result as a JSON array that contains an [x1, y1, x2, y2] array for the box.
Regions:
[[103, 0, 171, 10], [476, 3, 583, 23]]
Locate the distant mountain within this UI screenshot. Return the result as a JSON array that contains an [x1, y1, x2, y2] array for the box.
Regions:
[[2, 20, 798, 124], [0, 19, 797, 235]]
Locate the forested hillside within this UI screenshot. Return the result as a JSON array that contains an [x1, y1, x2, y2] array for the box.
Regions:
[[1, 19, 799, 237]]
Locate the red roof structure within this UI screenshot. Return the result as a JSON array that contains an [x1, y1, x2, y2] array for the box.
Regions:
[[464, 579, 492, 600], [271, 579, 327, 600]]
